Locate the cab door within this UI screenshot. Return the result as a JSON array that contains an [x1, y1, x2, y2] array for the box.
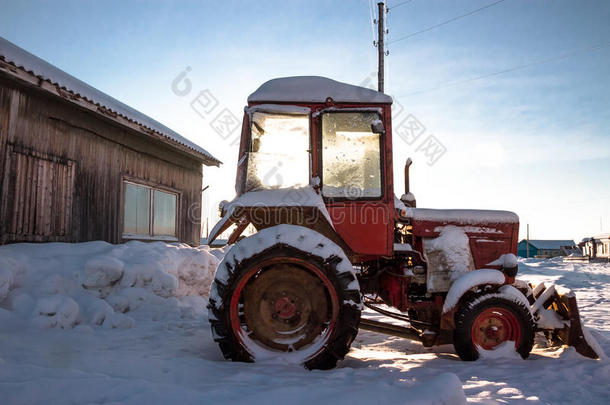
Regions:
[[317, 109, 393, 257]]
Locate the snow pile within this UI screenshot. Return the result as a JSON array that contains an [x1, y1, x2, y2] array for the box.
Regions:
[[424, 225, 475, 292], [487, 253, 518, 268], [394, 195, 408, 216], [0, 241, 220, 330], [82, 256, 125, 288], [0, 251, 30, 301], [397, 372, 467, 404], [536, 308, 568, 329], [401, 192, 416, 205], [32, 295, 81, 329], [477, 341, 522, 360]]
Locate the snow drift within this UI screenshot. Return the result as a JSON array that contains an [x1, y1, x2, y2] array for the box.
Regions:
[[0, 241, 220, 330], [0, 244, 608, 404]]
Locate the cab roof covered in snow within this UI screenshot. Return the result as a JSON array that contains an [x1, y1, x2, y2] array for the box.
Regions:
[[247, 76, 393, 104], [0, 36, 220, 166]]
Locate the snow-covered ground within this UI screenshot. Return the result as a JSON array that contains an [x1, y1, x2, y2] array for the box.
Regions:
[[1, 243, 608, 404]]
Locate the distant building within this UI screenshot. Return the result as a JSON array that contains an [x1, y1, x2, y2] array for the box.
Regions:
[[0, 37, 221, 246], [579, 234, 610, 260], [517, 239, 578, 258]]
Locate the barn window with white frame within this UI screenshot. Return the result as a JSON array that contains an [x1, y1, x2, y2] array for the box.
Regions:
[[123, 181, 177, 240]]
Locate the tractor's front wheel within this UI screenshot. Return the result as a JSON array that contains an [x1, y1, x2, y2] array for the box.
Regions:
[[208, 226, 361, 370], [453, 294, 535, 361]]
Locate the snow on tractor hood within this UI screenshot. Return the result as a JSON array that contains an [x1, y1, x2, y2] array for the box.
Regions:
[[404, 208, 519, 225]]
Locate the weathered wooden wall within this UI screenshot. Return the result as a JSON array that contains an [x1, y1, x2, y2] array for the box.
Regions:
[[0, 75, 203, 245]]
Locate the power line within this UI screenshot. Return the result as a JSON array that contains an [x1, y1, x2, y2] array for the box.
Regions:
[[389, 0, 506, 44], [397, 40, 610, 97], [368, 0, 377, 43], [388, 0, 414, 10]]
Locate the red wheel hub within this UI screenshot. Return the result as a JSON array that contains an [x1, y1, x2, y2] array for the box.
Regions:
[[275, 296, 297, 319], [228, 256, 339, 357], [471, 307, 522, 350]]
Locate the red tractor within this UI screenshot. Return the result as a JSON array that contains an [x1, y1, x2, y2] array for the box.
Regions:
[[207, 76, 599, 369]]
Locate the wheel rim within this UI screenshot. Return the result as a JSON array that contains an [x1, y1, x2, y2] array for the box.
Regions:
[[471, 307, 522, 350], [229, 257, 339, 360]]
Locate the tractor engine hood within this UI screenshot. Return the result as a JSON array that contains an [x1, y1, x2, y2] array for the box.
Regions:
[[405, 208, 520, 276], [404, 208, 519, 226]]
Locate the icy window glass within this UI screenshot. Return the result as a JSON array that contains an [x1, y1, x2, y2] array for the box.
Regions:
[[245, 112, 309, 191], [124, 183, 151, 235], [321, 112, 382, 198], [153, 190, 177, 236], [123, 182, 178, 239]]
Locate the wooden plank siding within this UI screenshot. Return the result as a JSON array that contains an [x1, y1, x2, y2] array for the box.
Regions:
[[0, 75, 204, 245], [2, 145, 75, 238]]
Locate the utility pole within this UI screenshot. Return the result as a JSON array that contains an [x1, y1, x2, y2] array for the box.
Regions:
[[526, 223, 530, 258], [377, 1, 385, 93]]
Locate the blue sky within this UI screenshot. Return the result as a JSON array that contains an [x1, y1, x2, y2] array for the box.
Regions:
[[1, 0, 609, 241]]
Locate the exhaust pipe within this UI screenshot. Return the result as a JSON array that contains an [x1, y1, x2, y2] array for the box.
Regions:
[[401, 158, 416, 207], [404, 158, 412, 196]]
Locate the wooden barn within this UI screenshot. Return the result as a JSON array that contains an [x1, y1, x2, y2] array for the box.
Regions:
[[0, 37, 220, 246]]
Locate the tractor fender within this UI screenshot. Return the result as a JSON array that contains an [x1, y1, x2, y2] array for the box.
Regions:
[[207, 203, 349, 252], [442, 269, 506, 314], [206, 187, 345, 249], [207, 203, 236, 243]]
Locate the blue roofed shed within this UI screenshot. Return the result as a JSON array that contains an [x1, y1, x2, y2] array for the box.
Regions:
[[517, 240, 578, 258]]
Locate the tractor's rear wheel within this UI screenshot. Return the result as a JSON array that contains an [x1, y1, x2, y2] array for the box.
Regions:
[[208, 243, 361, 370], [453, 295, 535, 361]]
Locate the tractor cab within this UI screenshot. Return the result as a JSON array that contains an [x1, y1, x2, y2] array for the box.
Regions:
[[228, 76, 395, 259]]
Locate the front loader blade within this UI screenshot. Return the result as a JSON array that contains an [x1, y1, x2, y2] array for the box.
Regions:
[[531, 283, 600, 359]]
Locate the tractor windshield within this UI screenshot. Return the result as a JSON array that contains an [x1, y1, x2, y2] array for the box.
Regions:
[[245, 111, 310, 191], [321, 112, 382, 198]]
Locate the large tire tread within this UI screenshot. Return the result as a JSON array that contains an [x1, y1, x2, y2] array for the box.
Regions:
[[208, 243, 361, 370]]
